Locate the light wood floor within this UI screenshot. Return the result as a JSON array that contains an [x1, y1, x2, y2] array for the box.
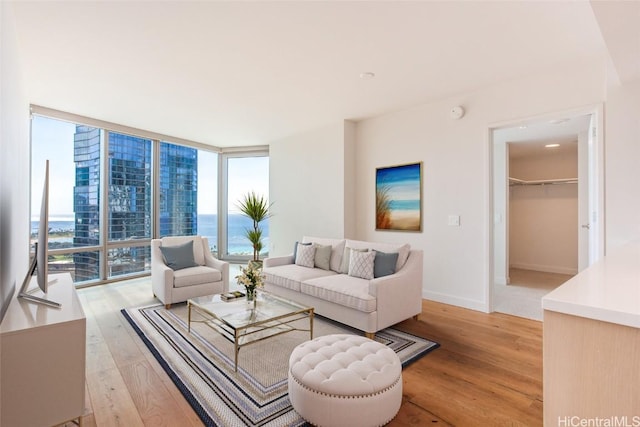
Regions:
[[64, 278, 542, 427]]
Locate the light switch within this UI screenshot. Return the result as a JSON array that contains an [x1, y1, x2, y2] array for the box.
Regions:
[[448, 215, 461, 226]]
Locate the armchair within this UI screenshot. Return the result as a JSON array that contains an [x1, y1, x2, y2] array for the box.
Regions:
[[151, 235, 229, 308]]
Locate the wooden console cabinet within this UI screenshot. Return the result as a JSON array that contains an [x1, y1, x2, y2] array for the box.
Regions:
[[1, 273, 86, 427], [542, 242, 640, 425]]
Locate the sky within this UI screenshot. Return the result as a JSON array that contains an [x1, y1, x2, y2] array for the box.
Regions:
[[375, 162, 421, 203], [31, 115, 269, 220]]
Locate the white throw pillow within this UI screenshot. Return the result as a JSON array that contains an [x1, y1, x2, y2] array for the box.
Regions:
[[295, 243, 316, 268], [394, 243, 411, 271], [339, 247, 368, 274], [348, 250, 375, 280]]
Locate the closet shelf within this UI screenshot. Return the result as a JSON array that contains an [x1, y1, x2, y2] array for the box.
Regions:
[[509, 177, 578, 186]]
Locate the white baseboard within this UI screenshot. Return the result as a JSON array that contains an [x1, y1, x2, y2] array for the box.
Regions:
[[422, 290, 488, 313], [510, 262, 577, 275], [495, 275, 508, 285]]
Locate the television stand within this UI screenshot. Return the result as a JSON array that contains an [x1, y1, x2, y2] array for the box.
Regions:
[[1, 273, 85, 427]]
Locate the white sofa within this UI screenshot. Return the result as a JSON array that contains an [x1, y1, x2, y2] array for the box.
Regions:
[[151, 235, 229, 308], [263, 236, 423, 337]]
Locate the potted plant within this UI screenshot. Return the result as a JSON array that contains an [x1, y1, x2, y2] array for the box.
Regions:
[[237, 191, 272, 266]]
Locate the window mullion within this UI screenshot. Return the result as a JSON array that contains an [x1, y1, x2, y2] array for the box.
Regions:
[[152, 140, 160, 239], [100, 130, 109, 281], [219, 153, 228, 259]]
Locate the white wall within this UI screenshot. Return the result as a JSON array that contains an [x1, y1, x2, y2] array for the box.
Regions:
[[260, 57, 637, 313], [604, 79, 640, 250], [493, 141, 508, 284], [355, 60, 606, 311], [268, 120, 355, 256], [510, 143, 578, 180], [509, 146, 578, 274], [509, 184, 578, 274], [1, 3, 30, 319], [1, 2, 31, 415]]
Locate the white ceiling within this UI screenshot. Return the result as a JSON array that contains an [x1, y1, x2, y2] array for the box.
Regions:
[[7, 1, 634, 147]]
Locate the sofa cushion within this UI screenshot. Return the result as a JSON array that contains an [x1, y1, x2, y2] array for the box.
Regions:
[[302, 275, 376, 313], [348, 250, 375, 280], [346, 239, 411, 271], [263, 264, 337, 292], [295, 243, 316, 268], [314, 244, 332, 270], [374, 250, 399, 278], [159, 241, 198, 270], [173, 265, 221, 288], [302, 237, 346, 272]]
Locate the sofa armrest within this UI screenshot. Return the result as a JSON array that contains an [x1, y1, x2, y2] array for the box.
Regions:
[[203, 251, 230, 292], [368, 249, 423, 331], [151, 239, 175, 304], [264, 255, 294, 268]]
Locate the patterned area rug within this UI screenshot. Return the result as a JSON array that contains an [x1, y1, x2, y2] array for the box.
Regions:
[[122, 303, 439, 426]]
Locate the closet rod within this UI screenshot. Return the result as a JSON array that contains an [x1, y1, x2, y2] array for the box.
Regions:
[[509, 177, 578, 186]]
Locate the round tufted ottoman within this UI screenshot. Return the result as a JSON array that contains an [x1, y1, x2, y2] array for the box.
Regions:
[[288, 334, 402, 427]]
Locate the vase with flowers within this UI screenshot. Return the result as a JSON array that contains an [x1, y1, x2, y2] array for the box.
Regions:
[[235, 262, 265, 305]]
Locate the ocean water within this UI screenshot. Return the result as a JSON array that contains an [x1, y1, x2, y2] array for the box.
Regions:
[[32, 214, 269, 256], [388, 199, 420, 211]]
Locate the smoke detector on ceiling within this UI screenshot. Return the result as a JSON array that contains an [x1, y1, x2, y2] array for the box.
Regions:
[[450, 106, 465, 120]]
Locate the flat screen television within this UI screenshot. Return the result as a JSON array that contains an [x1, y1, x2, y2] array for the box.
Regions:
[[19, 160, 60, 308]]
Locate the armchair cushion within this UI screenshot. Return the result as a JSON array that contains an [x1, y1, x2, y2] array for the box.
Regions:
[[159, 240, 198, 270], [173, 265, 222, 288]]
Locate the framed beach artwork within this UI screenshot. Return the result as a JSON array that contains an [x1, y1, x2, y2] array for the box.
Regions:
[[375, 162, 422, 231]]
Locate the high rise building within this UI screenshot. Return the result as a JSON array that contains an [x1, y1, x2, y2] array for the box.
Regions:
[[73, 125, 101, 281], [158, 143, 198, 237], [73, 128, 197, 281]]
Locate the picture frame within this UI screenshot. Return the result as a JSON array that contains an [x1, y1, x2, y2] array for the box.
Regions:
[[375, 162, 422, 232]]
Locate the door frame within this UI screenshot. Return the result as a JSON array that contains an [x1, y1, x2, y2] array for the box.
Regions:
[[485, 104, 605, 313]]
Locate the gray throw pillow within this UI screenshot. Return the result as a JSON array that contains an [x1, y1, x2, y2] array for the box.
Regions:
[[314, 244, 332, 270], [159, 240, 198, 270], [374, 250, 399, 278]]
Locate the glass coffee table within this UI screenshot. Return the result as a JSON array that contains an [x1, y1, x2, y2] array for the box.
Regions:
[[187, 291, 314, 371]]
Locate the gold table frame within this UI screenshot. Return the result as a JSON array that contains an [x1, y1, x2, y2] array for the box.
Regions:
[[187, 292, 314, 372]]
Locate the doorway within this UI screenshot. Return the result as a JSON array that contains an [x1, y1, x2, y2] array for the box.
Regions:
[[489, 107, 604, 320]]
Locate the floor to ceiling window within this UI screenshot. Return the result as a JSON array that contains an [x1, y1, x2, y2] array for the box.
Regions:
[[104, 131, 152, 279], [195, 150, 218, 255], [30, 109, 257, 286], [158, 142, 197, 237], [72, 124, 102, 281], [158, 142, 219, 255], [31, 116, 103, 282], [222, 153, 270, 260]]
